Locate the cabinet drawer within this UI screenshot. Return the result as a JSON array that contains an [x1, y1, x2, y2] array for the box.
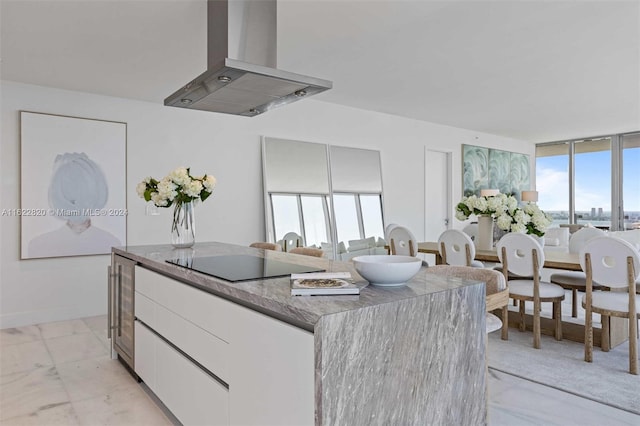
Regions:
[[134, 320, 156, 389], [135, 266, 233, 342], [136, 321, 229, 426], [135, 290, 230, 383]]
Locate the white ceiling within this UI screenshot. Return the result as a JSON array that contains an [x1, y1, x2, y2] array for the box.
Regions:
[[2, 0, 638, 143]]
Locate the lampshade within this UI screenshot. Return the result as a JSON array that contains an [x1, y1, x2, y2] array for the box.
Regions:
[[521, 190, 538, 202], [480, 189, 500, 197]]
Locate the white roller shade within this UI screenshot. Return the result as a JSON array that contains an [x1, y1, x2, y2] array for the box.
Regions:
[[330, 146, 382, 193], [263, 138, 330, 194]]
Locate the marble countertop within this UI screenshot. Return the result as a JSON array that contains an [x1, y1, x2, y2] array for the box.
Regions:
[[114, 241, 482, 332]]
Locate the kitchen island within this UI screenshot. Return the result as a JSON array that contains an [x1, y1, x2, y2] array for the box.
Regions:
[[112, 242, 487, 425]]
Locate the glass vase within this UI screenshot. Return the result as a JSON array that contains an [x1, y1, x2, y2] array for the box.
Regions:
[[171, 201, 195, 248]]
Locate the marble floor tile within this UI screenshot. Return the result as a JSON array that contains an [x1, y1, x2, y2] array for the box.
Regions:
[[1, 402, 79, 426], [0, 325, 42, 346], [0, 340, 53, 375], [0, 366, 70, 421], [44, 332, 108, 365], [56, 355, 139, 402], [82, 315, 108, 334], [72, 384, 172, 426], [488, 369, 640, 426], [38, 319, 91, 340]]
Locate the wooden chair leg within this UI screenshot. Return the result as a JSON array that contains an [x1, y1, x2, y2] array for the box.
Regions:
[[630, 315, 638, 375], [572, 288, 578, 318], [601, 315, 610, 352], [553, 301, 562, 340], [584, 305, 593, 363], [501, 305, 508, 340], [519, 300, 526, 332], [533, 300, 541, 349]]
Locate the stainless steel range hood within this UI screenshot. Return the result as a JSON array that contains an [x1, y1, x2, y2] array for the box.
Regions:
[[165, 0, 332, 117]]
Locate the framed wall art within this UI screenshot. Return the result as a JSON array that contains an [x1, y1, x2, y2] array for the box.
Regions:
[[462, 144, 530, 200], [20, 111, 127, 259]]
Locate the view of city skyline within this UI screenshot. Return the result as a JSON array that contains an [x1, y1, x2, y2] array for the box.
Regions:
[[536, 145, 640, 214]]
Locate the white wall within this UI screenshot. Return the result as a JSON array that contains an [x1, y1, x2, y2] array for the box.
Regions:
[[0, 81, 534, 327]]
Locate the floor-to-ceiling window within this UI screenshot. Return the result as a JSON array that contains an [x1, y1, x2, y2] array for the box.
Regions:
[[536, 132, 639, 231], [622, 133, 640, 229]]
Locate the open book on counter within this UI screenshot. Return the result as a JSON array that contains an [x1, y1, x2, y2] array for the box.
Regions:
[[290, 272, 360, 296]]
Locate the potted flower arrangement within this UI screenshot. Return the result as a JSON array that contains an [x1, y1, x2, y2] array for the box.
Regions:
[[456, 193, 552, 248], [137, 167, 216, 248]]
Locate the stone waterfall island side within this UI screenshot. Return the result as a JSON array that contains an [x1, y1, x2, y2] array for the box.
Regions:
[[113, 242, 487, 425]]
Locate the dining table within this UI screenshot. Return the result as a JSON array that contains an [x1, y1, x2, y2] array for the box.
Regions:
[[418, 241, 629, 349]]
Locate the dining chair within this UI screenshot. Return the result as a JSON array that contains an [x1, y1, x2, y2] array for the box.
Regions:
[[437, 229, 484, 268], [580, 236, 640, 374], [289, 247, 324, 258], [249, 242, 282, 251], [497, 233, 565, 349], [550, 227, 606, 318], [428, 264, 509, 339], [281, 232, 303, 252], [388, 225, 418, 257]]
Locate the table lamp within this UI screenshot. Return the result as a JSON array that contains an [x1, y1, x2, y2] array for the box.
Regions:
[[521, 190, 538, 202], [480, 189, 500, 197]]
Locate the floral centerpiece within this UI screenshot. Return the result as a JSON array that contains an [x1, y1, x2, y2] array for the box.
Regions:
[[496, 202, 553, 237], [136, 167, 216, 247], [456, 193, 552, 237]]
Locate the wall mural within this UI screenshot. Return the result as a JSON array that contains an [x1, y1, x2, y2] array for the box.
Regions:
[[462, 144, 530, 201]]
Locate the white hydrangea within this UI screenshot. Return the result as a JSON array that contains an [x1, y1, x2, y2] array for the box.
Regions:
[[513, 209, 530, 225], [203, 175, 217, 192], [531, 211, 551, 232], [136, 181, 147, 198], [472, 196, 488, 212], [184, 180, 203, 198], [510, 222, 527, 233], [496, 213, 513, 231], [150, 192, 168, 207], [506, 196, 518, 212], [169, 167, 190, 186], [157, 178, 178, 202]]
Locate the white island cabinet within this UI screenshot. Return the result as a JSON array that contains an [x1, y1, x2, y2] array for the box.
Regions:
[[134, 266, 314, 426], [114, 242, 487, 426]]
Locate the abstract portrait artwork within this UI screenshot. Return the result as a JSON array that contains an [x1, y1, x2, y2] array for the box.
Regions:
[[20, 112, 127, 259], [462, 144, 530, 200]]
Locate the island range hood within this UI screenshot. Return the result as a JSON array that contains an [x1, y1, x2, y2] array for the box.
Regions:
[[165, 0, 332, 117]]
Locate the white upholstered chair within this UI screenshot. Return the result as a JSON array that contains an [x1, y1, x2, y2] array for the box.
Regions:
[[437, 229, 484, 268], [497, 233, 565, 349], [550, 227, 606, 317], [428, 265, 509, 338], [580, 236, 640, 374]]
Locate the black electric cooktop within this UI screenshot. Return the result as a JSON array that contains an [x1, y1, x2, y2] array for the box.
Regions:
[[166, 254, 325, 282]]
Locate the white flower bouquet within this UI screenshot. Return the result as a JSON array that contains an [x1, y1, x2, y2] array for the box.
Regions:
[[136, 167, 216, 208], [455, 194, 517, 221], [456, 194, 552, 237], [136, 167, 216, 245]]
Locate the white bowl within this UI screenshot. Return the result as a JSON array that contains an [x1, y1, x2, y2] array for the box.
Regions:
[[352, 255, 422, 287]]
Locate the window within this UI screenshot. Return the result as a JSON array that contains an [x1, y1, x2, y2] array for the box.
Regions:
[[536, 131, 638, 231], [536, 142, 569, 225], [622, 133, 640, 230], [574, 138, 611, 227], [270, 194, 331, 247]]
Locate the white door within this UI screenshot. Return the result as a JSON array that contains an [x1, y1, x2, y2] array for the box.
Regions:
[[424, 149, 451, 243]]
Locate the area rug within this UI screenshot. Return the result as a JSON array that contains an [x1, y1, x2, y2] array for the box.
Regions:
[[487, 329, 640, 414]]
